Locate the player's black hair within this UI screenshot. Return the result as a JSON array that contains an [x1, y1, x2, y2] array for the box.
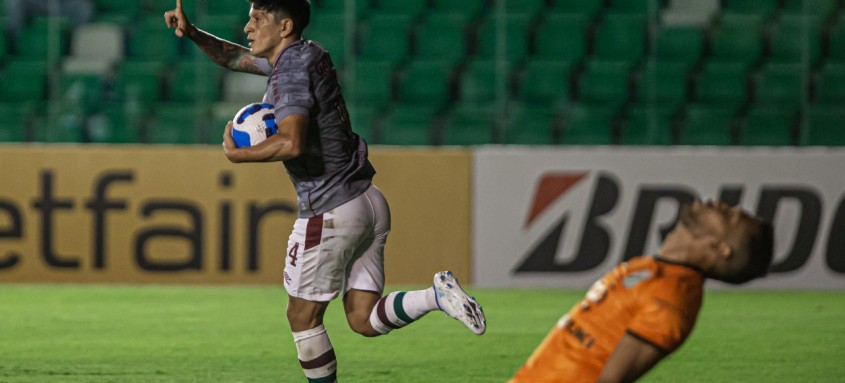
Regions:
[[249, 0, 311, 34], [716, 219, 775, 285]]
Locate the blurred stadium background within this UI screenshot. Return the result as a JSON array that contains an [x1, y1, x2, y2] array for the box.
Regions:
[[0, 0, 844, 146]]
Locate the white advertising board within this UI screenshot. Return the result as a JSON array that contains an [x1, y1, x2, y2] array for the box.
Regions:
[[473, 147, 845, 289]]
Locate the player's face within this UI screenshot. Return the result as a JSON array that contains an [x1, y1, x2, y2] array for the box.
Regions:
[[679, 200, 756, 249], [244, 6, 284, 59]]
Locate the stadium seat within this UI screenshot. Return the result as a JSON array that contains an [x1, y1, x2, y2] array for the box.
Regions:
[[0, 22, 6, 65], [814, 63, 845, 104], [783, 0, 839, 18], [769, 14, 823, 64], [94, 0, 140, 24], [754, 63, 808, 108], [306, 28, 349, 69], [194, 15, 244, 45], [86, 103, 144, 144], [167, 61, 225, 104], [533, 13, 589, 62], [0, 102, 35, 142], [518, 60, 572, 108], [549, 0, 604, 18], [128, 17, 181, 62], [33, 103, 86, 143], [678, 104, 735, 145], [457, 59, 500, 103], [0, 60, 48, 103], [693, 60, 749, 109], [414, 14, 469, 64], [147, 103, 208, 144], [316, 0, 372, 17], [475, 14, 532, 63], [63, 23, 124, 73], [501, 103, 557, 145], [722, 0, 781, 19], [343, 61, 395, 107], [619, 105, 676, 145], [559, 104, 616, 145], [608, 0, 664, 16], [441, 103, 496, 146], [709, 14, 764, 66], [16, 17, 71, 62], [825, 15, 845, 61], [577, 60, 631, 108], [222, 71, 272, 105], [59, 73, 103, 113], [660, 0, 719, 27], [373, 0, 429, 17], [396, 61, 455, 108], [593, 14, 647, 64], [801, 106, 845, 146], [653, 26, 704, 65], [738, 107, 796, 146], [207, 0, 247, 16], [113, 61, 165, 108], [357, 14, 413, 66], [634, 59, 691, 111], [347, 103, 378, 143], [377, 103, 438, 145], [431, 0, 488, 19]]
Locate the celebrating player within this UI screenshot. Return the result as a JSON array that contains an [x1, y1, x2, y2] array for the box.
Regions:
[[164, 1, 486, 382], [509, 200, 774, 383]]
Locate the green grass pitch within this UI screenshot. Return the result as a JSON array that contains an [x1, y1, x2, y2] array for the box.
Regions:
[[1, 285, 843, 382]]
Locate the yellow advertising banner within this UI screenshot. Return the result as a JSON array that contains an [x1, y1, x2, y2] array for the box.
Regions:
[[0, 145, 471, 285]]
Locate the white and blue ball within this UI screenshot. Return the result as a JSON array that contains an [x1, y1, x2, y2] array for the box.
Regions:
[[231, 103, 278, 148]]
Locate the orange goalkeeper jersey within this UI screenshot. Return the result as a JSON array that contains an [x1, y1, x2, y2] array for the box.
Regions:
[[509, 256, 704, 383]]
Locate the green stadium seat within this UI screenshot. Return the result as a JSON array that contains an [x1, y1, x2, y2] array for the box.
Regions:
[[87, 103, 145, 143], [457, 59, 499, 103], [441, 103, 496, 145], [347, 103, 378, 143], [505, 0, 546, 17], [306, 29, 349, 69], [0, 102, 35, 142], [129, 17, 181, 62], [316, 0, 372, 17], [560, 104, 616, 145], [722, 0, 781, 19], [709, 14, 764, 66], [826, 16, 845, 61], [693, 61, 749, 109], [783, 0, 839, 18], [501, 103, 556, 145], [518, 60, 572, 107], [533, 13, 589, 62], [0, 21, 6, 65], [357, 14, 413, 65], [414, 14, 469, 64], [801, 106, 845, 146], [577, 60, 631, 107], [608, 0, 664, 16], [431, 0, 487, 18], [113, 61, 165, 108], [16, 17, 71, 61], [620, 105, 676, 145], [475, 14, 531, 63], [738, 107, 796, 146], [59, 73, 103, 113], [374, 0, 429, 17], [207, 0, 247, 16], [754, 63, 808, 108], [343, 61, 395, 107], [167, 61, 225, 103], [94, 0, 140, 23], [33, 103, 86, 143], [147, 103, 208, 144], [679, 104, 735, 145], [549, 0, 604, 18], [769, 15, 823, 64], [814, 63, 845, 104], [194, 15, 244, 45], [378, 103, 437, 145], [0, 60, 48, 103], [653, 26, 704, 65], [634, 60, 690, 111], [396, 61, 455, 107], [593, 14, 646, 64]]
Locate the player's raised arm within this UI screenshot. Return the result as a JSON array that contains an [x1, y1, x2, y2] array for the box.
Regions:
[[163, 0, 267, 75]]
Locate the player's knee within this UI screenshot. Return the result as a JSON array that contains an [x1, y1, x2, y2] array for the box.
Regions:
[[348, 315, 380, 337]]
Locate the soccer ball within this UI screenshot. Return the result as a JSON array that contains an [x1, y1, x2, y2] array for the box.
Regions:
[[231, 103, 278, 148]]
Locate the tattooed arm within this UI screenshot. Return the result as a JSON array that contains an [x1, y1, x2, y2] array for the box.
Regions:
[[164, 0, 267, 76]]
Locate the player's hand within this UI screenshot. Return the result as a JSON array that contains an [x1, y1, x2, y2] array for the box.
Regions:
[[164, 0, 192, 37], [222, 121, 240, 163]]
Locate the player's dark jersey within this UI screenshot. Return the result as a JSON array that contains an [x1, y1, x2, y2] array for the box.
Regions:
[[259, 39, 375, 218], [509, 256, 704, 383]]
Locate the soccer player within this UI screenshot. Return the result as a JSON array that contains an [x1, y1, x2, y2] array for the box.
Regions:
[[509, 200, 774, 383], [164, 0, 486, 382]]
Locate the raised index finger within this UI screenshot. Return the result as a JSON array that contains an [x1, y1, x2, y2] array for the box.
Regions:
[[176, 0, 182, 12]]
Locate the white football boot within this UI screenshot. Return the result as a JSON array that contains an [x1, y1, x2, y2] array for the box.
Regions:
[[433, 271, 486, 335]]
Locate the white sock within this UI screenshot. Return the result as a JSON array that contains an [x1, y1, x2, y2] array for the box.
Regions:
[[368, 288, 438, 335], [292, 325, 337, 383]]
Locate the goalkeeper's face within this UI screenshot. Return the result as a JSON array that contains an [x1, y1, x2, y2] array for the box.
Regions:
[[244, 5, 285, 59]]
